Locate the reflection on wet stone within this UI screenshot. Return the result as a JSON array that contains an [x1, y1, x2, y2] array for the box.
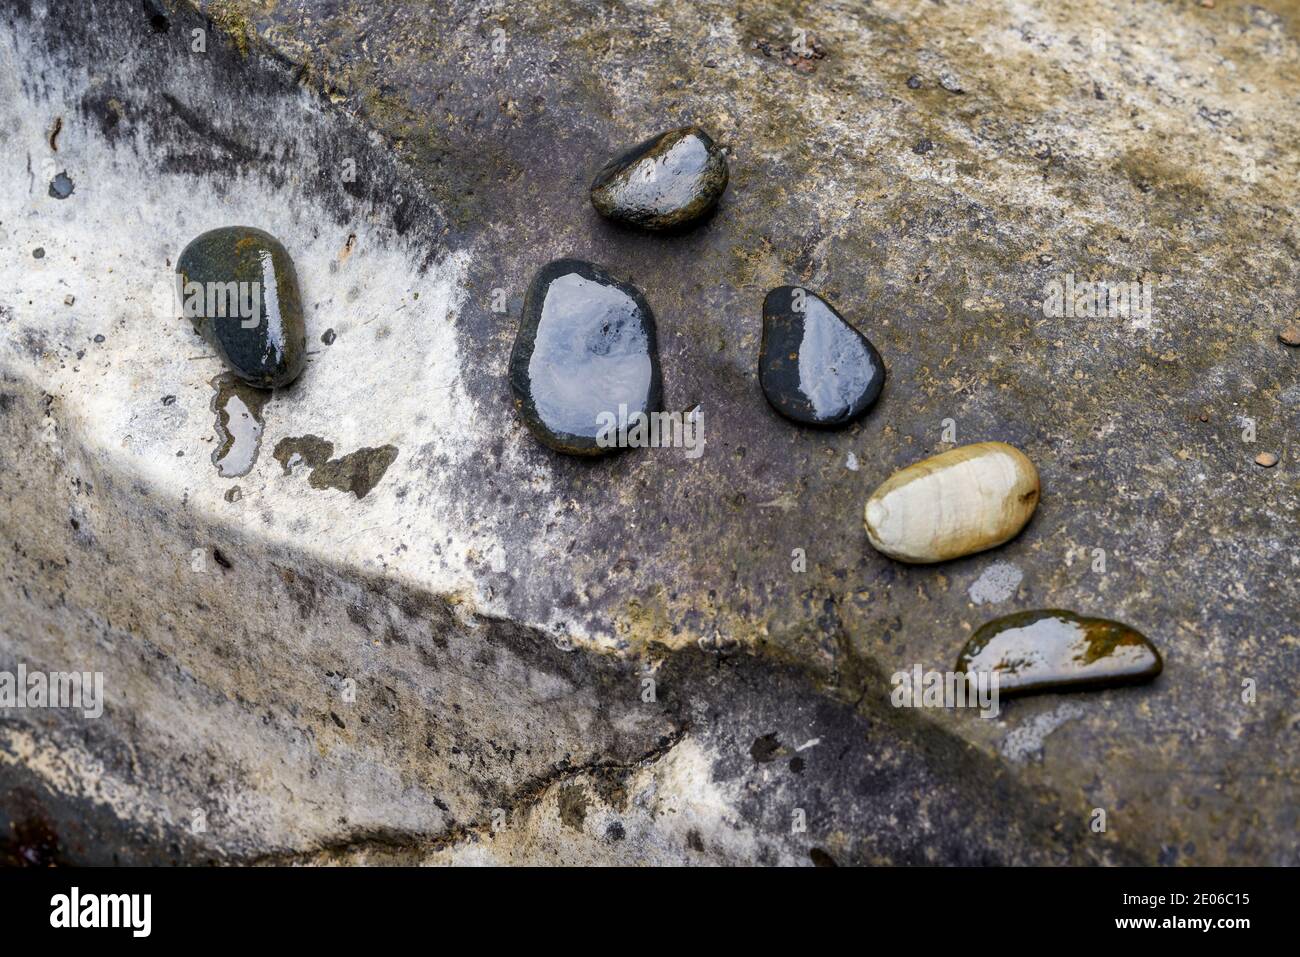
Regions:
[[590, 126, 729, 231], [958, 609, 1163, 695], [509, 258, 662, 456], [759, 286, 885, 427]]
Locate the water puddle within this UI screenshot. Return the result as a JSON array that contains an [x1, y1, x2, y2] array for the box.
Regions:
[[210, 373, 271, 478]]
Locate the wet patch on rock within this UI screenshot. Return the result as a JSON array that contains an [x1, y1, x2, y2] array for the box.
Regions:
[[273, 434, 399, 499], [557, 783, 589, 831], [509, 258, 662, 456], [590, 126, 728, 231], [958, 609, 1163, 696], [177, 226, 306, 388], [209, 372, 270, 478], [759, 286, 885, 427]]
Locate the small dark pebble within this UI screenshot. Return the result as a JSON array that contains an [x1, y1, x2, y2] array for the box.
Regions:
[[913, 138, 934, 155], [162, 395, 177, 405], [907, 74, 922, 89], [93, 334, 105, 343], [590, 126, 729, 231], [48, 172, 75, 200], [605, 822, 626, 842], [33, 248, 45, 259], [321, 328, 336, 345]]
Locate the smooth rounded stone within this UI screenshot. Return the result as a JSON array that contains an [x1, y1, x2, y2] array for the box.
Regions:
[[957, 609, 1163, 695], [589, 126, 728, 231], [508, 258, 662, 456], [176, 226, 306, 388], [759, 286, 885, 427], [864, 442, 1039, 563]]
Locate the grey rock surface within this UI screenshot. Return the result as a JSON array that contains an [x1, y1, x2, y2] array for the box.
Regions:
[[1, 0, 1296, 864]]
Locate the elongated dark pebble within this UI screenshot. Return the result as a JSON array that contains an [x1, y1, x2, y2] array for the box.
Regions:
[[957, 609, 1162, 695]]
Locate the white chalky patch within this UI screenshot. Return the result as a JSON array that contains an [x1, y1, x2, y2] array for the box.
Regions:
[[968, 561, 1023, 605]]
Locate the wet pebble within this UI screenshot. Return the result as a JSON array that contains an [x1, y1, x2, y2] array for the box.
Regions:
[[176, 226, 307, 388], [590, 126, 728, 231], [48, 172, 74, 200], [957, 609, 1163, 695], [509, 258, 662, 455], [864, 442, 1039, 563], [759, 286, 885, 428]]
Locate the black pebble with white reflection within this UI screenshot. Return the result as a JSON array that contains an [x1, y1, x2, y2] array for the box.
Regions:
[[509, 259, 662, 456], [759, 286, 885, 428]]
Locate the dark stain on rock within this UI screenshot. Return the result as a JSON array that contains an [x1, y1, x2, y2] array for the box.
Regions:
[[273, 434, 399, 499], [143, 0, 170, 33], [749, 732, 783, 763], [604, 821, 625, 842], [686, 829, 705, 852], [0, 811, 64, 867], [209, 373, 270, 479], [557, 783, 589, 831], [809, 847, 838, 867]]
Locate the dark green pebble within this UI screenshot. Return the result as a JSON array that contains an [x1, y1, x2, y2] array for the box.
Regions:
[[509, 258, 662, 456], [957, 609, 1163, 696], [590, 126, 728, 231], [759, 286, 885, 428], [176, 226, 306, 389]]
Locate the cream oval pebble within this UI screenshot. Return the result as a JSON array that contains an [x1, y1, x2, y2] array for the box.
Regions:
[[864, 442, 1039, 563]]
